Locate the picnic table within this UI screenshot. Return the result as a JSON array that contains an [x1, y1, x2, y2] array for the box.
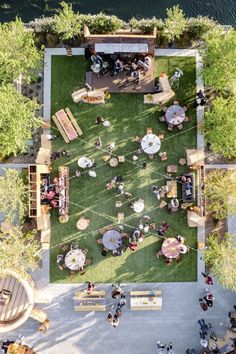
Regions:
[[55, 109, 78, 141]]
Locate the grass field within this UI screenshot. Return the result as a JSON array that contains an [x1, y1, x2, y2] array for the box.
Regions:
[[50, 55, 197, 283]]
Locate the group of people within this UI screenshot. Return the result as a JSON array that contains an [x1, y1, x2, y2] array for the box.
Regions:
[[199, 273, 214, 311], [90, 52, 152, 82], [40, 176, 64, 209], [107, 284, 126, 328], [51, 149, 70, 161], [157, 341, 174, 354]]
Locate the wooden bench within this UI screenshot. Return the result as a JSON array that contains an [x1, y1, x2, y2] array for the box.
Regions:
[[65, 107, 83, 136], [73, 290, 106, 312], [52, 115, 69, 143], [130, 290, 162, 311]]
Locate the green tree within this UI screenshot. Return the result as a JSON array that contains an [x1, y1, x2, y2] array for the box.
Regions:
[[0, 226, 39, 277], [202, 28, 236, 93], [205, 233, 236, 291], [0, 84, 41, 157], [0, 18, 42, 83], [0, 169, 28, 223], [53, 2, 81, 40], [163, 5, 186, 42], [204, 96, 236, 159], [205, 169, 236, 220]]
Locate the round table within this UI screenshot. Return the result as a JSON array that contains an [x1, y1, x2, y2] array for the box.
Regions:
[[109, 157, 119, 167], [133, 199, 145, 213], [78, 157, 93, 168], [102, 229, 122, 250], [141, 134, 161, 154], [161, 238, 182, 259], [65, 249, 86, 270], [76, 217, 90, 230], [165, 105, 185, 125]]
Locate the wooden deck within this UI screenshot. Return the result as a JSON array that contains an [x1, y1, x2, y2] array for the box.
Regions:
[[0, 275, 30, 323], [87, 60, 155, 93]]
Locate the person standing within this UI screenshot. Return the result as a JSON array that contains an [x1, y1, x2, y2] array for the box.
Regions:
[[87, 282, 94, 294], [112, 314, 120, 328], [201, 272, 213, 285], [204, 290, 215, 307]]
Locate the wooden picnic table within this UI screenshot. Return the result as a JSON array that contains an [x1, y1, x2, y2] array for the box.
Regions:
[[167, 180, 177, 198], [55, 109, 78, 141]]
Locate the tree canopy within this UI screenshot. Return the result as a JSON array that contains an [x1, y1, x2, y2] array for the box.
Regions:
[[0, 168, 28, 223], [204, 96, 236, 159], [0, 84, 41, 157], [205, 169, 236, 220], [0, 18, 42, 83], [0, 226, 39, 277], [163, 5, 186, 42], [53, 2, 81, 40], [202, 28, 236, 93], [205, 233, 236, 291]]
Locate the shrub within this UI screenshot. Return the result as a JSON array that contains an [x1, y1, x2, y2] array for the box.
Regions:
[[129, 17, 164, 33], [79, 13, 124, 34], [163, 5, 186, 42], [186, 16, 218, 39], [53, 2, 81, 40], [29, 16, 55, 33]]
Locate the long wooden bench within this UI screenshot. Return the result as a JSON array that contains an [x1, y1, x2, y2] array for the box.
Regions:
[[65, 107, 83, 136], [52, 115, 69, 143], [73, 290, 106, 312], [130, 290, 162, 311]]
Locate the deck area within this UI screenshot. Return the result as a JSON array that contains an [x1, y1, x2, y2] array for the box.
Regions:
[[0, 275, 30, 323], [87, 59, 155, 93]]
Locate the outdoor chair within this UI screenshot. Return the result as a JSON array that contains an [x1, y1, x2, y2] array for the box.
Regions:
[[179, 158, 186, 166], [165, 258, 173, 266], [102, 155, 110, 162], [159, 116, 166, 122], [82, 248, 89, 255], [173, 100, 179, 105], [159, 200, 167, 209], [175, 256, 182, 263], [177, 123, 184, 130], [85, 259, 92, 266], [156, 250, 163, 258], [147, 127, 153, 134], [118, 155, 125, 163], [161, 106, 167, 112], [96, 238, 103, 244], [134, 136, 142, 143], [184, 116, 190, 122], [158, 131, 165, 140], [167, 124, 174, 131], [167, 165, 177, 173], [71, 243, 79, 250], [159, 152, 168, 161], [149, 154, 154, 160]]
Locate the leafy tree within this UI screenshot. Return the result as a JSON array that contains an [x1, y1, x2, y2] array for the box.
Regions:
[[163, 5, 186, 42], [0, 226, 39, 277], [53, 2, 81, 40], [0, 169, 28, 223], [205, 233, 236, 291], [0, 84, 41, 157], [202, 28, 236, 93], [205, 169, 236, 220], [204, 96, 236, 159], [0, 18, 42, 83]]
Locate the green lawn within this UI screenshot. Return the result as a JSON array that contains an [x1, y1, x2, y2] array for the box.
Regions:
[[50, 55, 197, 283]]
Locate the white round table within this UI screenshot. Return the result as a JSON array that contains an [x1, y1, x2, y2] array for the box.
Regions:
[[103, 229, 122, 250], [65, 249, 86, 270], [165, 105, 185, 125], [78, 157, 93, 168], [133, 200, 145, 213], [141, 134, 161, 154]]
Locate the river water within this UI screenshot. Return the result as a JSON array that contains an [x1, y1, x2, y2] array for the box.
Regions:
[[0, 0, 236, 26]]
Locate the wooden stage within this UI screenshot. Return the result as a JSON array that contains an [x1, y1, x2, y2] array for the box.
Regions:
[[86, 63, 155, 93]]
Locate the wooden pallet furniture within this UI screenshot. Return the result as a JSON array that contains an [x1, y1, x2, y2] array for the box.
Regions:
[[53, 109, 78, 143], [65, 107, 83, 136], [58, 166, 69, 219], [130, 290, 162, 311], [73, 290, 106, 312]]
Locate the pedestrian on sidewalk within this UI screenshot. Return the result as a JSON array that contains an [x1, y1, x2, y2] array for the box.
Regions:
[[201, 272, 213, 285], [87, 282, 94, 294], [118, 294, 126, 308], [199, 298, 208, 311], [204, 290, 215, 307], [112, 314, 120, 328]]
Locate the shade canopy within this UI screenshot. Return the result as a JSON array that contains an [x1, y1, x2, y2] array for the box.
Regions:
[[95, 43, 148, 54]]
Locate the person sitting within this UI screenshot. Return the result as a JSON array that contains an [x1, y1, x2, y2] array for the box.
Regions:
[[101, 248, 108, 257], [113, 248, 123, 257], [176, 235, 185, 244], [124, 191, 132, 199], [116, 183, 124, 195], [143, 223, 149, 233], [94, 138, 102, 149], [162, 221, 170, 232], [91, 52, 103, 67], [95, 116, 105, 124], [113, 58, 123, 75], [129, 241, 138, 252]]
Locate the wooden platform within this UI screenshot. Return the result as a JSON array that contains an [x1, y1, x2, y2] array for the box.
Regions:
[[130, 290, 162, 311], [73, 290, 106, 312], [88, 60, 155, 93], [0, 275, 30, 323]]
